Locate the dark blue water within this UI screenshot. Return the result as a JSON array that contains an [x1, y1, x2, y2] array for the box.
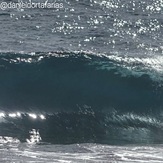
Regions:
[[0, 0, 163, 158], [0, 52, 163, 145]]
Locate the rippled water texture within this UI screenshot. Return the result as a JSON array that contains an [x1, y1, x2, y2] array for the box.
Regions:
[[0, 0, 162, 54]]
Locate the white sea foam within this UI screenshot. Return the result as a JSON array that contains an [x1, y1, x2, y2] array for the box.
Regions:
[[0, 143, 163, 162]]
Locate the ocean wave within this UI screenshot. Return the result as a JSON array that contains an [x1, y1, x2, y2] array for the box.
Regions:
[[0, 51, 163, 144]]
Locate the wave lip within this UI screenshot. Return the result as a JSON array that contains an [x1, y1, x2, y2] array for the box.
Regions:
[[1, 51, 163, 82]]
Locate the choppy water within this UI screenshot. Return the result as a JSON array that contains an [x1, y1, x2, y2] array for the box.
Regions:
[[1, 142, 163, 162], [0, 0, 163, 162]]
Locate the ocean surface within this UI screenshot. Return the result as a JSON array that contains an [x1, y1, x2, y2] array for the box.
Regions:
[[0, 0, 163, 162]]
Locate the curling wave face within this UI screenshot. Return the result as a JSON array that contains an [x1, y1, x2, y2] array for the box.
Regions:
[[0, 51, 163, 144]]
